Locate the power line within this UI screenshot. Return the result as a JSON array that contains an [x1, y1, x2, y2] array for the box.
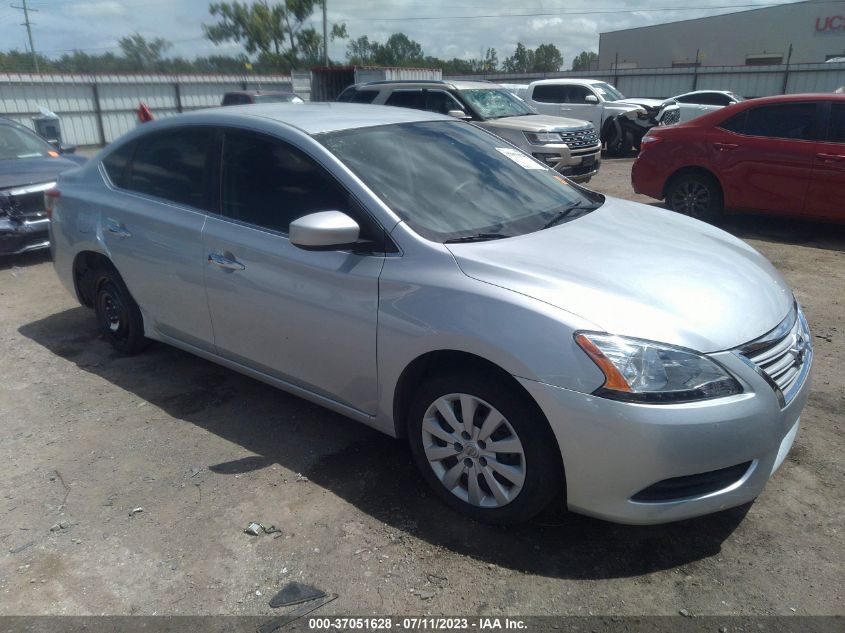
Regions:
[[338, 3, 782, 21], [10, 0, 39, 72]]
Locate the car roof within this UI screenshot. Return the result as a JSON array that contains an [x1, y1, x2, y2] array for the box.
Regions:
[[174, 102, 452, 135], [529, 78, 604, 86], [357, 79, 496, 90], [225, 90, 296, 96]]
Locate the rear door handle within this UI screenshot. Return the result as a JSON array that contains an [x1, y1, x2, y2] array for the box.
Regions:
[[817, 152, 845, 162], [208, 252, 245, 271], [713, 142, 739, 151], [106, 222, 131, 239]]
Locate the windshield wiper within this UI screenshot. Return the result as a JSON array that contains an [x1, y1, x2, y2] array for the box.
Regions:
[[444, 233, 509, 244], [542, 204, 599, 230]]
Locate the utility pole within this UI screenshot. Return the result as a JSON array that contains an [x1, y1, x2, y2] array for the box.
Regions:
[[322, 0, 328, 66], [11, 0, 39, 73]]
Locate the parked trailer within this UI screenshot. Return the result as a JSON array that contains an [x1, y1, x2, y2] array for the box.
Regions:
[[310, 66, 442, 102]]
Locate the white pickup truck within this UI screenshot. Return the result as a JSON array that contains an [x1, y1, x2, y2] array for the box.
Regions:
[[524, 78, 680, 155]]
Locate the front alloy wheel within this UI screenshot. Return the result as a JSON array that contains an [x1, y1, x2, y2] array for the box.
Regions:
[[422, 393, 526, 508], [407, 371, 563, 524]]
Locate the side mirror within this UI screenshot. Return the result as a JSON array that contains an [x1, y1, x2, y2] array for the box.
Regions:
[[584, 95, 599, 104], [447, 109, 470, 119], [59, 143, 77, 155], [289, 211, 360, 251]]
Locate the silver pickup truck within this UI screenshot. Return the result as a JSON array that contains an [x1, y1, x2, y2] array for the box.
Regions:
[[338, 80, 602, 183]]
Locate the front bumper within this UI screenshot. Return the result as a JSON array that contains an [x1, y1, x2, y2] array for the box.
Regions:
[[518, 348, 811, 524], [530, 143, 602, 183], [0, 216, 50, 255]]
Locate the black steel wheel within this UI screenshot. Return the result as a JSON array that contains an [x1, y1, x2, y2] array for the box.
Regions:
[[93, 267, 148, 354]]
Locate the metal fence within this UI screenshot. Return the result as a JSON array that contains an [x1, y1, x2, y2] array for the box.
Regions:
[[0, 72, 310, 146], [446, 62, 845, 99]]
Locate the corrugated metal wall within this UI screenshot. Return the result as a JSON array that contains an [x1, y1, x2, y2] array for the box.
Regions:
[[0, 73, 297, 146], [446, 62, 845, 99]]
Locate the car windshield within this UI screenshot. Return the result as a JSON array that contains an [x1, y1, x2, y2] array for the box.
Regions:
[[319, 121, 600, 243], [0, 124, 52, 160], [460, 89, 535, 120], [252, 94, 302, 103], [592, 82, 626, 101]]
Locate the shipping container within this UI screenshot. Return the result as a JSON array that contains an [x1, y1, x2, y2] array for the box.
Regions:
[[310, 66, 442, 102]]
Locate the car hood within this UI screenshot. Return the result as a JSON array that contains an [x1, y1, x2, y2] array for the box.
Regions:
[[609, 97, 666, 109], [482, 114, 592, 132], [446, 197, 792, 353], [0, 156, 83, 190]]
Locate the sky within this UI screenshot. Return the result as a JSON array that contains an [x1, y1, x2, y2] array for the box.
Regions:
[[0, 0, 801, 68]]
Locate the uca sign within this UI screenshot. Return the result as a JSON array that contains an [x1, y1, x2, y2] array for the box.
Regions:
[[816, 15, 845, 32]]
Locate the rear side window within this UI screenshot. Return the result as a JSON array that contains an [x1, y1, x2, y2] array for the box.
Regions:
[[744, 103, 817, 140], [828, 103, 845, 143], [125, 128, 216, 210], [531, 84, 567, 103], [101, 141, 136, 188], [718, 111, 747, 133], [339, 89, 379, 104], [221, 130, 351, 234], [385, 90, 425, 109]]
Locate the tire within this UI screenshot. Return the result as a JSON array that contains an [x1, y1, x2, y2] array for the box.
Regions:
[[93, 265, 148, 354], [665, 172, 724, 223], [605, 128, 632, 157], [407, 370, 563, 524]]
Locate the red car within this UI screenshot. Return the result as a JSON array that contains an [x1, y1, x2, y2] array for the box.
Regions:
[[632, 93, 845, 223]]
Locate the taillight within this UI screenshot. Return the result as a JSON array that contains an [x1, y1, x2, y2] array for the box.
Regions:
[[44, 188, 60, 219]]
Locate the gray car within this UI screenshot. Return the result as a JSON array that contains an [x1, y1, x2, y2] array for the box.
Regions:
[[49, 103, 811, 525]]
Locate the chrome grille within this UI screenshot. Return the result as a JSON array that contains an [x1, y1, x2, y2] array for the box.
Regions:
[[660, 109, 681, 126], [559, 126, 599, 150], [736, 305, 812, 407]]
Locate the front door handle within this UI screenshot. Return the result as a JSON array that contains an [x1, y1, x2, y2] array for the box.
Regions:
[[208, 252, 245, 271], [817, 152, 845, 162], [713, 142, 739, 151]]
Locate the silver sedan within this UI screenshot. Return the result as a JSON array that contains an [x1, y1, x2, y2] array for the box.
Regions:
[[49, 103, 811, 525]]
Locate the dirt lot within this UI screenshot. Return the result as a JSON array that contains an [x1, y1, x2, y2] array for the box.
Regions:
[[0, 157, 842, 617]]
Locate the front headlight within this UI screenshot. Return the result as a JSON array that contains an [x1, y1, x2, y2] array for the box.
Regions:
[[525, 131, 563, 145], [575, 332, 742, 403]]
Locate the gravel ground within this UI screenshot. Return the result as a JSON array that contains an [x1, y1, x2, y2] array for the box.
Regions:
[[0, 157, 842, 617]]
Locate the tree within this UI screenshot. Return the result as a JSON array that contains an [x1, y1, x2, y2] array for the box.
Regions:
[[503, 42, 534, 73], [347, 35, 377, 65], [374, 33, 424, 66], [118, 33, 172, 70], [532, 43, 563, 72], [571, 50, 598, 72], [204, 1, 346, 70], [482, 47, 498, 72]]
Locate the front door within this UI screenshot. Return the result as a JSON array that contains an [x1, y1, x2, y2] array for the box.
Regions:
[[202, 129, 383, 414]]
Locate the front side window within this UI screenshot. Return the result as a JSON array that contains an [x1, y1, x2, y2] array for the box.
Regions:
[[319, 121, 600, 243], [0, 124, 53, 160], [125, 128, 215, 210], [459, 89, 534, 119], [221, 130, 352, 234], [425, 90, 465, 115], [592, 82, 625, 101], [828, 103, 845, 143]]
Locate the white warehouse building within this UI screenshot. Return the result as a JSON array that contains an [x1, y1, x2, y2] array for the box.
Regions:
[[599, 0, 845, 69]]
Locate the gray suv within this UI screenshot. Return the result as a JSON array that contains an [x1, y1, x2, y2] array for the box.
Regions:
[[338, 80, 601, 183]]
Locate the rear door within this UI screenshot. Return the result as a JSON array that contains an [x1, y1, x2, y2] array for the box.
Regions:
[[202, 128, 384, 414], [707, 102, 819, 215], [805, 101, 845, 222], [100, 127, 217, 350]]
